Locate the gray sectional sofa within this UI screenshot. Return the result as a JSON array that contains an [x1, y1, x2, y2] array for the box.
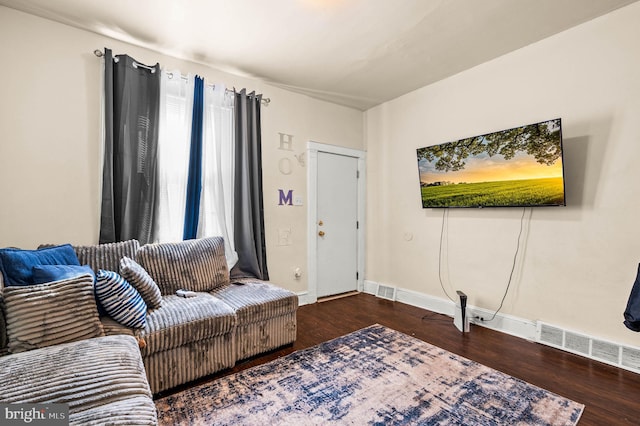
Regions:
[[0, 236, 298, 424]]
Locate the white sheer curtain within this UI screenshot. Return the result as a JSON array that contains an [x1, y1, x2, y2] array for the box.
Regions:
[[154, 70, 194, 242], [197, 84, 238, 268]]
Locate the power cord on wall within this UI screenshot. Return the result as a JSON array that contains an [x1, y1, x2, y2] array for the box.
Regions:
[[474, 207, 527, 323], [437, 206, 528, 323], [438, 208, 455, 303]]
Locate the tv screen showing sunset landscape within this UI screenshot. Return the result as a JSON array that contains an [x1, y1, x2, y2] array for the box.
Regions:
[[416, 118, 566, 208]]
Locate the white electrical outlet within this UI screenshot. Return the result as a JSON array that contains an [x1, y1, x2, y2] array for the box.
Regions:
[[293, 267, 302, 279]]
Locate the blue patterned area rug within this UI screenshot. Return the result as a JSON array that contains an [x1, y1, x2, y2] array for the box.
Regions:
[[155, 324, 584, 425]]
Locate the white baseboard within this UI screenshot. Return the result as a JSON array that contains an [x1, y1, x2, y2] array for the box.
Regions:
[[363, 280, 537, 341], [309, 280, 638, 374], [363, 279, 377, 295], [297, 291, 315, 306]]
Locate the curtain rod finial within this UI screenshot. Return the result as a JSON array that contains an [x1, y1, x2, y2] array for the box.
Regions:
[[94, 49, 104, 57]]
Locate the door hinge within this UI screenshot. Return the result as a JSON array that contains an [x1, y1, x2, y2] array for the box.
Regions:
[[356, 221, 359, 229], [357, 170, 360, 179], [356, 271, 359, 280]]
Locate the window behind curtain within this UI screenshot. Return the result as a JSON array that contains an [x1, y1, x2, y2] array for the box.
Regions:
[[198, 84, 238, 268], [154, 71, 194, 243], [154, 73, 238, 268]]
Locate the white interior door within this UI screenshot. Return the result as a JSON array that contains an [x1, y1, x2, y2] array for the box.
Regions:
[[316, 151, 359, 298]]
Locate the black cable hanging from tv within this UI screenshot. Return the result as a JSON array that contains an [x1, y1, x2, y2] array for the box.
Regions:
[[437, 207, 528, 322], [438, 208, 455, 303], [480, 206, 528, 322]]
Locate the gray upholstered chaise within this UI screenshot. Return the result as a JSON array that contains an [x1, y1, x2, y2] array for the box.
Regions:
[[0, 335, 157, 425]]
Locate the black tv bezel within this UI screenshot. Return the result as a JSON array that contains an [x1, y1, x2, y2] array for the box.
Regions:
[[416, 118, 567, 209]]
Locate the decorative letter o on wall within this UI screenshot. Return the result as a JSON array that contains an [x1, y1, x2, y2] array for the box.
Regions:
[[279, 157, 293, 175]]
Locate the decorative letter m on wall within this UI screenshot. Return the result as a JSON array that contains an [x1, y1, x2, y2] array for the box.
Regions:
[[278, 189, 293, 206]]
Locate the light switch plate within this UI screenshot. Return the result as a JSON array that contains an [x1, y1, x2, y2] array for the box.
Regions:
[[277, 228, 292, 246]]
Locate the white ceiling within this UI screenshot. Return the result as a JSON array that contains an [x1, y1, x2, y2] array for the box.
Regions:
[[1, 0, 637, 110]]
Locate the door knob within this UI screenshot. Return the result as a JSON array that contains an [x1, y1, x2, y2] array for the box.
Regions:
[[318, 231, 325, 237]]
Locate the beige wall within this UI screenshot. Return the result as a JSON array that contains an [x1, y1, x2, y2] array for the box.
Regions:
[[365, 2, 640, 346], [0, 6, 363, 294]]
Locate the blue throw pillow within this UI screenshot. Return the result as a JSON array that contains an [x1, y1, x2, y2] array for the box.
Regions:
[[0, 244, 80, 286], [95, 270, 147, 329], [32, 264, 95, 284]]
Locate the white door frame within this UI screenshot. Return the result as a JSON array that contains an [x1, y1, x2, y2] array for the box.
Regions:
[[305, 141, 366, 304]]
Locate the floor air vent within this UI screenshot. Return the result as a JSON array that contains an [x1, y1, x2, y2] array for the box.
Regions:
[[376, 284, 397, 301], [537, 321, 640, 374]]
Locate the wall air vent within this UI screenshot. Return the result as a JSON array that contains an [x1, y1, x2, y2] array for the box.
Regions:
[[376, 284, 397, 301], [536, 321, 640, 375], [621, 347, 640, 371], [539, 323, 563, 347], [564, 331, 590, 356]]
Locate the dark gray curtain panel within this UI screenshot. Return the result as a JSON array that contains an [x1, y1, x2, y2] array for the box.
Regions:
[[231, 90, 269, 280], [100, 49, 161, 245]]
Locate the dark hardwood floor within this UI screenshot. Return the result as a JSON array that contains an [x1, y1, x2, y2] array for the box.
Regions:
[[159, 293, 640, 425]]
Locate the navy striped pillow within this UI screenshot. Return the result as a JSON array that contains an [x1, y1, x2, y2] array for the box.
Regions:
[[95, 270, 147, 329]]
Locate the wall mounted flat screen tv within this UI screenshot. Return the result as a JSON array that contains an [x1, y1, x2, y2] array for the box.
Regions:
[[416, 118, 566, 208]]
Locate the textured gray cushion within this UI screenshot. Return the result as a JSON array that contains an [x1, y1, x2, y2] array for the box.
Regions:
[[136, 237, 229, 295], [0, 335, 157, 425], [210, 280, 299, 324], [120, 256, 163, 309], [74, 239, 140, 273], [139, 293, 236, 356], [100, 316, 135, 337], [2, 274, 104, 353]]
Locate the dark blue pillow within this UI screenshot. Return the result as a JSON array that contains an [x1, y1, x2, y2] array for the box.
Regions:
[[0, 244, 80, 286], [32, 264, 95, 285]]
